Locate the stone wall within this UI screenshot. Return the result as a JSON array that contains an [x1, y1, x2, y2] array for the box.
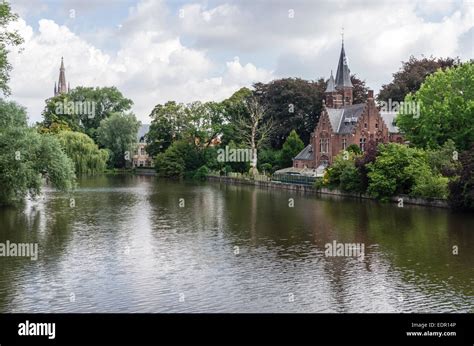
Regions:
[[207, 175, 449, 209]]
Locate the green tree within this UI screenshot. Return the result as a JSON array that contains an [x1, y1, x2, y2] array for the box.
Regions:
[[0, 100, 75, 205], [146, 101, 187, 157], [377, 56, 461, 103], [41, 86, 133, 141], [0, 2, 23, 96], [96, 113, 140, 168], [448, 146, 474, 211], [56, 131, 109, 175], [279, 130, 304, 168], [155, 140, 202, 178], [367, 143, 447, 200], [254, 78, 325, 148], [396, 62, 474, 150]]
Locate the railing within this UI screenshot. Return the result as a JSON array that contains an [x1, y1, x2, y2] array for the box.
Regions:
[[271, 173, 316, 186]]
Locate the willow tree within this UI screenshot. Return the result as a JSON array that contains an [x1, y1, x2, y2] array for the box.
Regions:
[[56, 131, 109, 175], [0, 100, 76, 206]]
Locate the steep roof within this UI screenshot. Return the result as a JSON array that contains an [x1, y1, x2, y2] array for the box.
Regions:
[[293, 144, 314, 161], [325, 71, 336, 92], [380, 111, 400, 133], [326, 103, 365, 134], [335, 43, 353, 88]]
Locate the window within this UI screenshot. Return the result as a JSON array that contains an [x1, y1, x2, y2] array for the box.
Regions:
[[359, 138, 366, 152], [364, 123, 367, 129], [320, 138, 329, 153], [342, 138, 347, 150], [375, 123, 379, 128]]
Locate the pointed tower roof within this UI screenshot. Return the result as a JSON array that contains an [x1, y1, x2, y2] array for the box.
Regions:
[[325, 70, 336, 92], [335, 41, 352, 88], [57, 57, 68, 94]]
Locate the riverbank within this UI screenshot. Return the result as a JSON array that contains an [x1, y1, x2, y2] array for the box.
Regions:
[[207, 175, 449, 208]]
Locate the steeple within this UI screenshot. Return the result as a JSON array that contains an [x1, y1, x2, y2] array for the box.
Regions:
[[55, 57, 68, 96], [334, 32, 353, 106], [335, 40, 353, 88], [325, 70, 336, 93]]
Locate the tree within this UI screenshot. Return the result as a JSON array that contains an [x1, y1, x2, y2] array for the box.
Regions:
[[154, 140, 202, 178], [234, 97, 274, 176], [96, 113, 140, 168], [41, 86, 133, 141], [396, 62, 474, 150], [0, 100, 75, 205], [279, 130, 304, 168], [254, 78, 325, 148], [366, 143, 447, 200], [377, 56, 461, 103], [56, 131, 109, 175], [221, 87, 252, 146], [0, 2, 23, 96], [146, 101, 187, 157], [351, 74, 369, 104], [448, 145, 474, 211]]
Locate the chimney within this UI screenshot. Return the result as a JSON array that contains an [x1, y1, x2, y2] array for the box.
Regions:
[[367, 89, 374, 99]]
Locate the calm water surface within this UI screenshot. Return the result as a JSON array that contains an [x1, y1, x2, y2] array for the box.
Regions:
[[0, 175, 473, 312]]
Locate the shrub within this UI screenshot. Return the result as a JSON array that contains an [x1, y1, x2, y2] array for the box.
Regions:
[[193, 165, 209, 181], [448, 146, 474, 210]]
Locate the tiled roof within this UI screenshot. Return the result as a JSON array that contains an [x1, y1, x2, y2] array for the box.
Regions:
[[293, 144, 314, 160], [326, 103, 365, 134]]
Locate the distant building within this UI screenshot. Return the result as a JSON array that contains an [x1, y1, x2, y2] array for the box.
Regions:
[[292, 38, 403, 172], [54, 57, 70, 96], [132, 124, 154, 168]]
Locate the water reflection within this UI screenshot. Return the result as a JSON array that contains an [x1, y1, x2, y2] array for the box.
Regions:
[[0, 175, 472, 312]]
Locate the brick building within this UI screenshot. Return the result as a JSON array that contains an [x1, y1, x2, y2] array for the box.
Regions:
[[293, 40, 402, 172]]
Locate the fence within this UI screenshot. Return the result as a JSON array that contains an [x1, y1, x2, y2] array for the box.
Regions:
[[271, 173, 317, 186]]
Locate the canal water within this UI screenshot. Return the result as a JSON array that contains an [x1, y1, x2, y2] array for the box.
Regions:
[[0, 175, 472, 312]]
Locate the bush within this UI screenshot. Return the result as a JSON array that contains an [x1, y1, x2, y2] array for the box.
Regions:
[[340, 165, 364, 193], [193, 165, 209, 181], [448, 146, 474, 210]]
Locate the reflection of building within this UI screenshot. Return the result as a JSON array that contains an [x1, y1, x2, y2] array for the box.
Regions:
[[54, 57, 70, 96], [132, 125, 154, 168], [292, 39, 403, 171]]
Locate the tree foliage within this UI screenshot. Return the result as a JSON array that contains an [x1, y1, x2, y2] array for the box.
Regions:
[[56, 131, 108, 175], [0, 100, 75, 205], [254, 78, 325, 148], [396, 62, 474, 150], [0, 2, 23, 96], [377, 56, 461, 103], [41, 86, 133, 141], [96, 112, 140, 168], [279, 129, 304, 168]]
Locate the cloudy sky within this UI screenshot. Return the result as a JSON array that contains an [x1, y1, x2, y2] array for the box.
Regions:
[[6, 0, 473, 124]]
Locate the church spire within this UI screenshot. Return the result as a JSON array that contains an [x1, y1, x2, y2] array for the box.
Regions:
[[55, 57, 68, 96], [335, 36, 352, 88]]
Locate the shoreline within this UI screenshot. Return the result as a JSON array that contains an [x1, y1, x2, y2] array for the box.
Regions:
[[207, 175, 450, 209]]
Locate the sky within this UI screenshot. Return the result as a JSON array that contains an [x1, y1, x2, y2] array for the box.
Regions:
[[6, 0, 474, 124]]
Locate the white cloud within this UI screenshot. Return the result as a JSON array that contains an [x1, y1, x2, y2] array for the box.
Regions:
[[5, 0, 472, 124]]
